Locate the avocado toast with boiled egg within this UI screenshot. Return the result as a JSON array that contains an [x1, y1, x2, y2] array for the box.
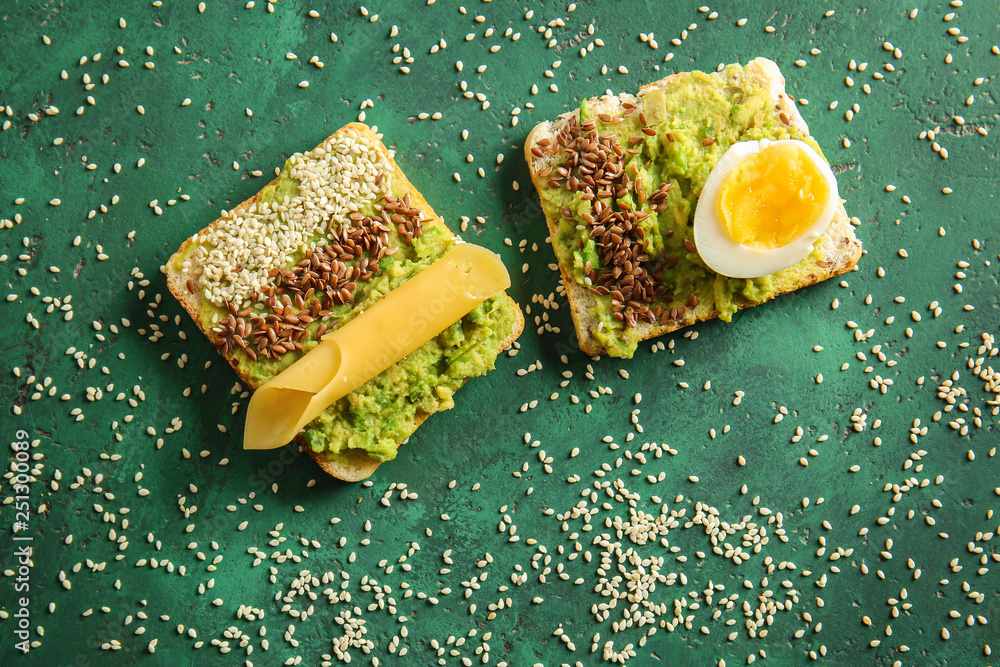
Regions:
[[524, 57, 862, 358]]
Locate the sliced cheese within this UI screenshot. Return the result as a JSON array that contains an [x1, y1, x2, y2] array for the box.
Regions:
[[243, 243, 511, 451]]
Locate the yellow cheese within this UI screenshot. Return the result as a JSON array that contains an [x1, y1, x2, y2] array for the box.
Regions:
[[243, 243, 511, 451]]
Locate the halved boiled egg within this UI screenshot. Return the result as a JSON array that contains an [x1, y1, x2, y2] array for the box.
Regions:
[[693, 139, 839, 279]]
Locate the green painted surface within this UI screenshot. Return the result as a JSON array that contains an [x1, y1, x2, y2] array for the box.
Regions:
[[1, 1, 998, 666]]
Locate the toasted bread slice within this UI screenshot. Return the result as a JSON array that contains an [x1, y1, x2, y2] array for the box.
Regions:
[[166, 123, 523, 481], [525, 58, 862, 357]]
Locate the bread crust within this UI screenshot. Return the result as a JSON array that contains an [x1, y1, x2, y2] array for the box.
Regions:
[[524, 58, 862, 357], [166, 123, 523, 481], [305, 302, 524, 482]]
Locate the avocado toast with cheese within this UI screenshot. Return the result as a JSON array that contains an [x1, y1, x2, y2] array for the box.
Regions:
[[166, 123, 523, 481], [524, 58, 862, 358]]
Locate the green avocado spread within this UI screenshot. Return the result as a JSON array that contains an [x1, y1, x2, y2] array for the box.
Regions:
[[171, 157, 517, 463], [537, 64, 830, 358]]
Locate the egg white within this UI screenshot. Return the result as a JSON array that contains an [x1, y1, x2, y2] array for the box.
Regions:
[[693, 139, 839, 279]]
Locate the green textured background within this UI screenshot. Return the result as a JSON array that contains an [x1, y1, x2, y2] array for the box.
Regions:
[[1, 1, 998, 665]]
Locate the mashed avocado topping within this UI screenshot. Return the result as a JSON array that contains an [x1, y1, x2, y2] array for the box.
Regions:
[[536, 64, 829, 358], [172, 152, 516, 463]]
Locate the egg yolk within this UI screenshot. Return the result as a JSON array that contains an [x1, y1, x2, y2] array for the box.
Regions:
[[718, 143, 830, 250]]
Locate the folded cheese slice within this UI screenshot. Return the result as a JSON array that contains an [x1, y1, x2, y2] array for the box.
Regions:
[[243, 243, 511, 451]]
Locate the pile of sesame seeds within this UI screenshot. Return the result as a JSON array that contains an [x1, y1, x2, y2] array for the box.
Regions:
[[935, 332, 1000, 435]]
